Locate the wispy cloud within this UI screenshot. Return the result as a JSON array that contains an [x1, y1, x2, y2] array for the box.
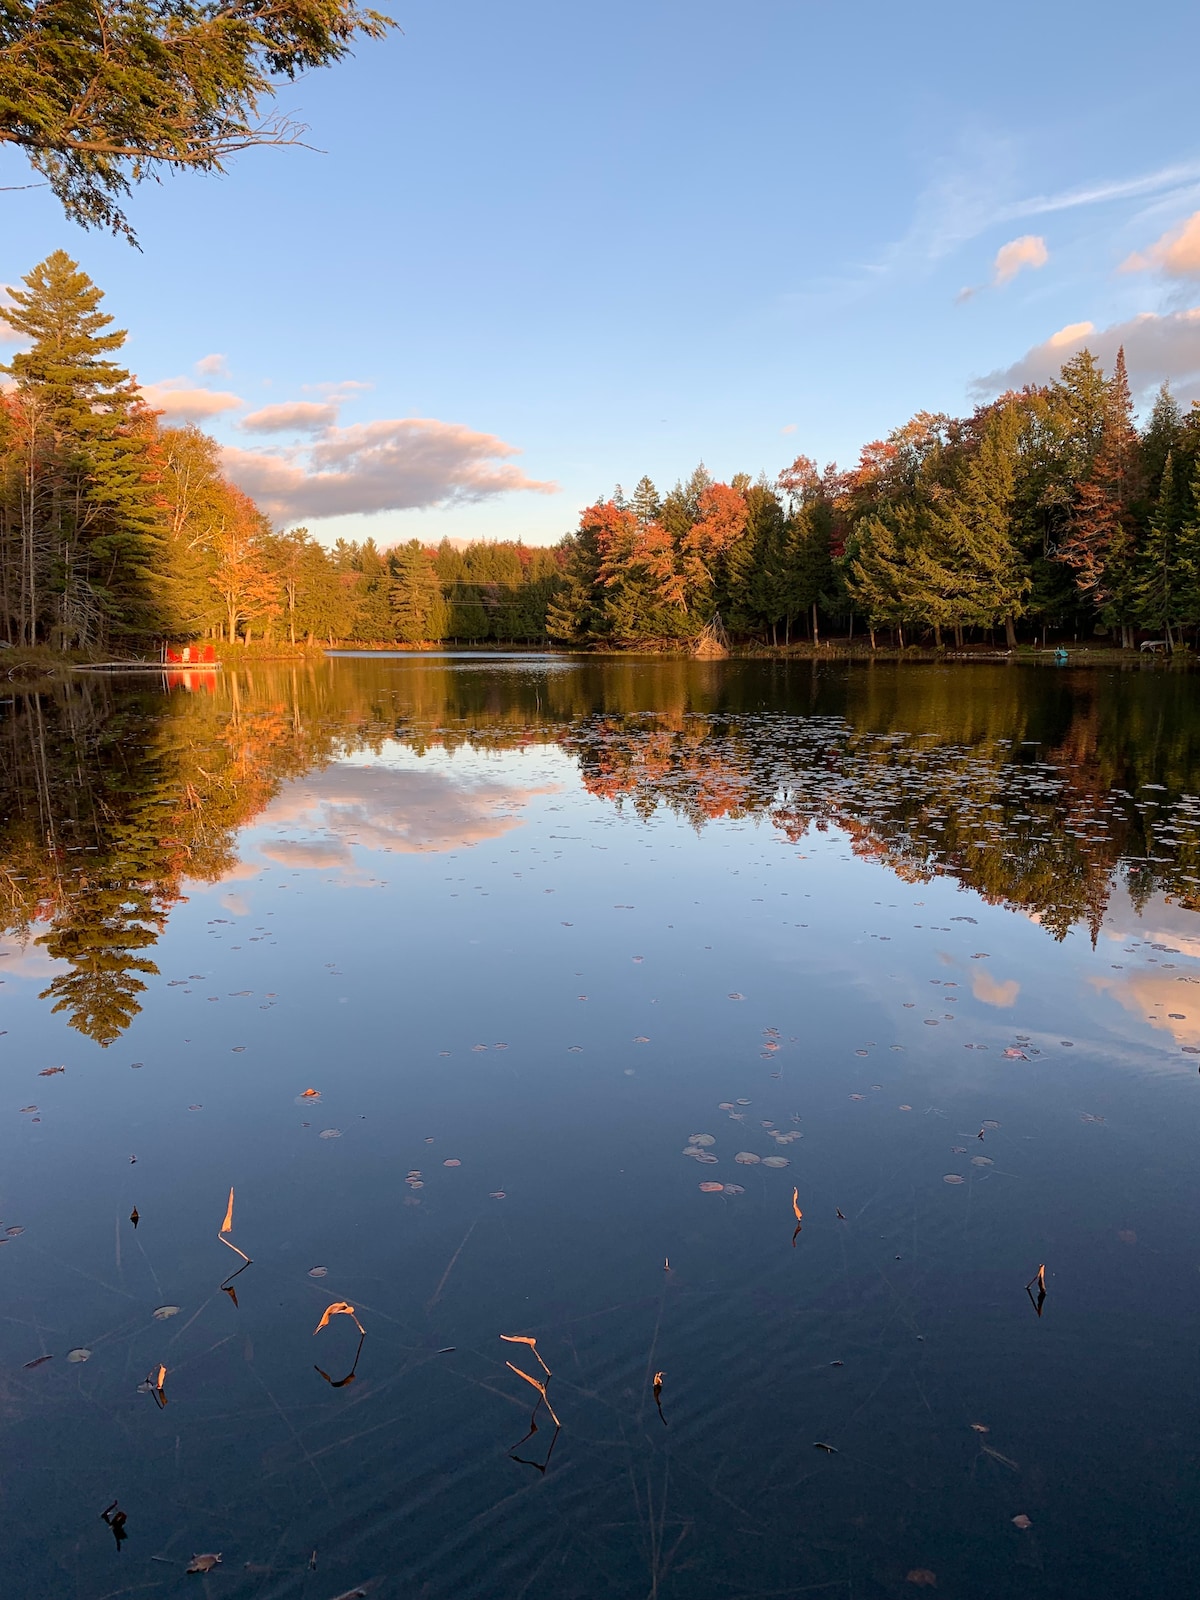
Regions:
[[195, 353, 229, 377], [224, 417, 558, 521]]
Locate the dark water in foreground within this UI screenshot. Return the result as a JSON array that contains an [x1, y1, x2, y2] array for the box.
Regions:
[[3, 655, 1200, 1600]]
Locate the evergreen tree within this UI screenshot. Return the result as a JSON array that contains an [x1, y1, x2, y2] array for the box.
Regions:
[[390, 540, 446, 641], [631, 476, 662, 526], [927, 399, 1030, 644], [1134, 451, 1189, 644], [1059, 348, 1141, 630], [0, 250, 162, 647]]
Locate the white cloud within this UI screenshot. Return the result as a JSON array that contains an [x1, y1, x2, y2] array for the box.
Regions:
[[239, 401, 340, 435], [992, 234, 1048, 284], [141, 377, 244, 420], [223, 416, 558, 522], [1120, 209, 1200, 277], [258, 763, 558, 854], [972, 308, 1200, 395], [195, 353, 230, 377]]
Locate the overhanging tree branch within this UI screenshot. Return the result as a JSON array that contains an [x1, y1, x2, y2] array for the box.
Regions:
[[0, 0, 395, 241]]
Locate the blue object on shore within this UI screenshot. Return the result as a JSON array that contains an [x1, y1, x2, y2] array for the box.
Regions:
[[1054, 648, 1068, 664]]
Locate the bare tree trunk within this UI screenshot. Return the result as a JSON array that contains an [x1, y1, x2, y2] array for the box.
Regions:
[[1005, 616, 1017, 650], [812, 602, 819, 646]]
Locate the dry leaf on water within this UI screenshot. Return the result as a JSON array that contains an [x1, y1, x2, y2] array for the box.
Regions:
[[187, 1553, 222, 1573], [153, 1305, 181, 1321], [314, 1301, 365, 1335], [792, 1188, 803, 1222], [906, 1573, 938, 1588], [221, 1187, 234, 1235], [500, 1333, 551, 1376], [1011, 1514, 1032, 1529]]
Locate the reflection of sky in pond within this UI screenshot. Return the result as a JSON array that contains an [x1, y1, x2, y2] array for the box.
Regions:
[[1, 659, 1200, 1598]]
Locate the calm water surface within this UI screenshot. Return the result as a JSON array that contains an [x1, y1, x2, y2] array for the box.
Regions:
[[3, 655, 1200, 1599]]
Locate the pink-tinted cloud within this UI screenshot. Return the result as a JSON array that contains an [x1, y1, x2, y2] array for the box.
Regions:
[[195, 353, 230, 377], [141, 377, 244, 420], [239, 401, 340, 435], [992, 234, 1049, 284], [972, 307, 1200, 395], [261, 838, 354, 869], [1121, 210, 1200, 277], [971, 970, 1019, 1007], [258, 763, 558, 854], [223, 417, 558, 521]]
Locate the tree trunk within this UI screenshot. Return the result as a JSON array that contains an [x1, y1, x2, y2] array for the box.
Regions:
[[869, 627, 876, 650], [812, 602, 819, 646], [933, 623, 942, 649], [1005, 616, 1017, 650]]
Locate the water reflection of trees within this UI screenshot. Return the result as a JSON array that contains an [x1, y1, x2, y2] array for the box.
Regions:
[[4, 659, 1200, 1043]]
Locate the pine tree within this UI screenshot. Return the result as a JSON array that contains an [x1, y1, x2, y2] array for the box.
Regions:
[[1058, 348, 1141, 630], [927, 400, 1030, 643], [631, 476, 662, 526], [0, 250, 162, 647], [390, 540, 445, 642], [1134, 451, 1188, 643]]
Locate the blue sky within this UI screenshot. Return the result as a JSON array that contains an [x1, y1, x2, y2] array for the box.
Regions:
[[3, 0, 1200, 547]]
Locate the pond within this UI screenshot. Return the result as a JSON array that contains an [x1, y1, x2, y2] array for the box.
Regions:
[[2, 654, 1199, 1599]]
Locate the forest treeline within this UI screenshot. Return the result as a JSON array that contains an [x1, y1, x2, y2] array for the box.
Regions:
[[3, 250, 1200, 654]]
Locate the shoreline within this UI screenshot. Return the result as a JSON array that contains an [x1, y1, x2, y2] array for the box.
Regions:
[[5, 640, 1193, 678]]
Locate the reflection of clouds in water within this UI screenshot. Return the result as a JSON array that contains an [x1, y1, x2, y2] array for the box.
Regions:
[[262, 839, 353, 870], [1091, 971, 1200, 1048], [971, 971, 1020, 1007], [220, 892, 251, 916], [258, 763, 558, 857], [184, 860, 262, 893], [0, 932, 64, 980]]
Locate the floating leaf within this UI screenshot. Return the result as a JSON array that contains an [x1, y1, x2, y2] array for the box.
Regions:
[[762, 1155, 790, 1168], [734, 1151, 760, 1165], [308, 1266, 328, 1278], [699, 1180, 723, 1192], [221, 1188, 234, 1235], [314, 1301, 364, 1335], [792, 1188, 803, 1222], [153, 1305, 181, 1320], [300, 1088, 321, 1098], [943, 1174, 965, 1185], [971, 1156, 994, 1167], [66, 1347, 91, 1362], [187, 1553, 222, 1573], [688, 1133, 716, 1147], [723, 1183, 745, 1195], [443, 1158, 461, 1167], [24, 1354, 53, 1369], [490, 1190, 507, 1199], [319, 1128, 342, 1139], [1011, 1514, 1032, 1530], [906, 1574, 938, 1589]]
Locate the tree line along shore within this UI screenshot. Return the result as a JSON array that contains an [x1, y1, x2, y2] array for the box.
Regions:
[[3, 253, 1198, 663]]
